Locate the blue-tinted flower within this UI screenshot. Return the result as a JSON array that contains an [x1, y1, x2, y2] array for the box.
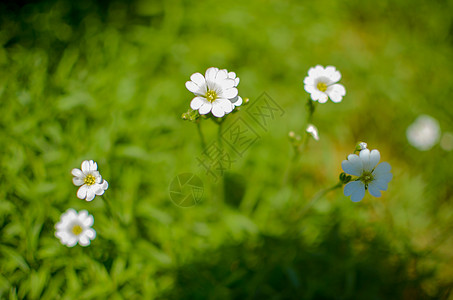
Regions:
[[341, 149, 392, 202]]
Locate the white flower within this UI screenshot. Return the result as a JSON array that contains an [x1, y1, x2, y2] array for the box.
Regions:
[[186, 67, 238, 117], [303, 65, 346, 103], [341, 149, 392, 202], [306, 124, 319, 141], [406, 115, 440, 151], [357, 142, 368, 151], [72, 160, 108, 201], [55, 209, 96, 247], [440, 132, 453, 151]]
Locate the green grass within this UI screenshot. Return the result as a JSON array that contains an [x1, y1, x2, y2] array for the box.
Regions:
[[1, 0, 453, 299]]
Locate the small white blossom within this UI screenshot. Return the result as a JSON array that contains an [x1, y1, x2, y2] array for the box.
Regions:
[[186, 67, 239, 118], [440, 132, 453, 151], [306, 124, 319, 141], [72, 160, 108, 201], [341, 149, 392, 202], [55, 209, 96, 247], [358, 142, 368, 150], [406, 115, 440, 151], [303, 65, 346, 103]]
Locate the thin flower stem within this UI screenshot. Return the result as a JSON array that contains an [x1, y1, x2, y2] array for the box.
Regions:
[[101, 194, 115, 219], [196, 121, 207, 150], [216, 118, 225, 203], [283, 98, 316, 185], [296, 181, 343, 219]]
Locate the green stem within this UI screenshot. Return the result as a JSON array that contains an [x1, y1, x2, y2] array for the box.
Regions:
[[196, 121, 207, 150], [296, 181, 343, 219], [284, 98, 316, 184]]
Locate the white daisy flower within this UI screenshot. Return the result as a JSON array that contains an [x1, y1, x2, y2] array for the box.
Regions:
[[406, 115, 440, 151], [186, 67, 238, 117], [72, 160, 109, 201], [303, 65, 346, 103], [306, 124, 319, 141], [341, 149, 393, 202], [55, 209, 96, 247]]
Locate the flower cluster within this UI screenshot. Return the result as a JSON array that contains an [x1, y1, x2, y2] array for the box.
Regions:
[[186, 67, 242, 118], [55, 160, 109, 247]]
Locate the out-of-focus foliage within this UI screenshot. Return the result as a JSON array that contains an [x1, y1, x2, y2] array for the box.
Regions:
[[0, 0, 452, 299]]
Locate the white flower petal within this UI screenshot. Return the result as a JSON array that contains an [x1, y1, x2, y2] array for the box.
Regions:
[[190, 96, 207, 110], [78, 210, 88, 222], [66, 237, 78, 247], [198, 102, 212, 115], [85, 228, 96, 239], [78, 235, 90, 246], [304, 76, 315, 86], [372, 178, 389, 191], [217, 98, 233, 113], [219, 78, 235, 90], [374, 162, 392, 175], [369, 150, 380, 170], [311, 91, 328, 103], [72, 177, 84, 186], [233, 96, 243, 107], [325, 66, 341, 82], [81, 160, 90, 173], [101, 180, 109, 190], [325, 84, 346, 103], [83, 215, 94, 228], [88, 160, 97, 172], [211, 102, 226, 118], [71, 168, 83, 177], [341, 154, 363, 176], [228, 71, 236, 79], [185, 81, 204, 95], [205, 67, 218, 82], [304, 84, 317, 94], [190, 72, 205, 86], [215, 69, 228, 81], [359, 149, 372, 172], [308, 65, 324, 78], [85, 188, 95, 201], [222, 87, 238, 99], [367, 181, 382, 197], [344, 181, 366, 202], [77, 185, 88, 200]]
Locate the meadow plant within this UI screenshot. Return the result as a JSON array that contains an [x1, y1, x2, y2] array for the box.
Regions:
[[55, 209, 96, 247]]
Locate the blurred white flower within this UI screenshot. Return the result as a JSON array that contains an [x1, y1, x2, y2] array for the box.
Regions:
[[306, 124, 319, 141], [303, 65, 346, 103], [406, 115, 440, 151], [186, 67, 238, 117], [72, 160, 108, 201], [55, 209, 96, 247], [440, 132, 453, 151], [341, 149, 392, 202]]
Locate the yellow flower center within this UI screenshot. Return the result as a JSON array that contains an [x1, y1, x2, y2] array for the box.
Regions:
[[359, 171, 374, 185], [72, 224, 83, 235], [317, 82, 328, 92], [84, 174, 96, 186], [205, 90, 217, 102]]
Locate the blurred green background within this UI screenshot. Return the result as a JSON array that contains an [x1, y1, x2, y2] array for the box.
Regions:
[[1, 0, 453, 299]]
